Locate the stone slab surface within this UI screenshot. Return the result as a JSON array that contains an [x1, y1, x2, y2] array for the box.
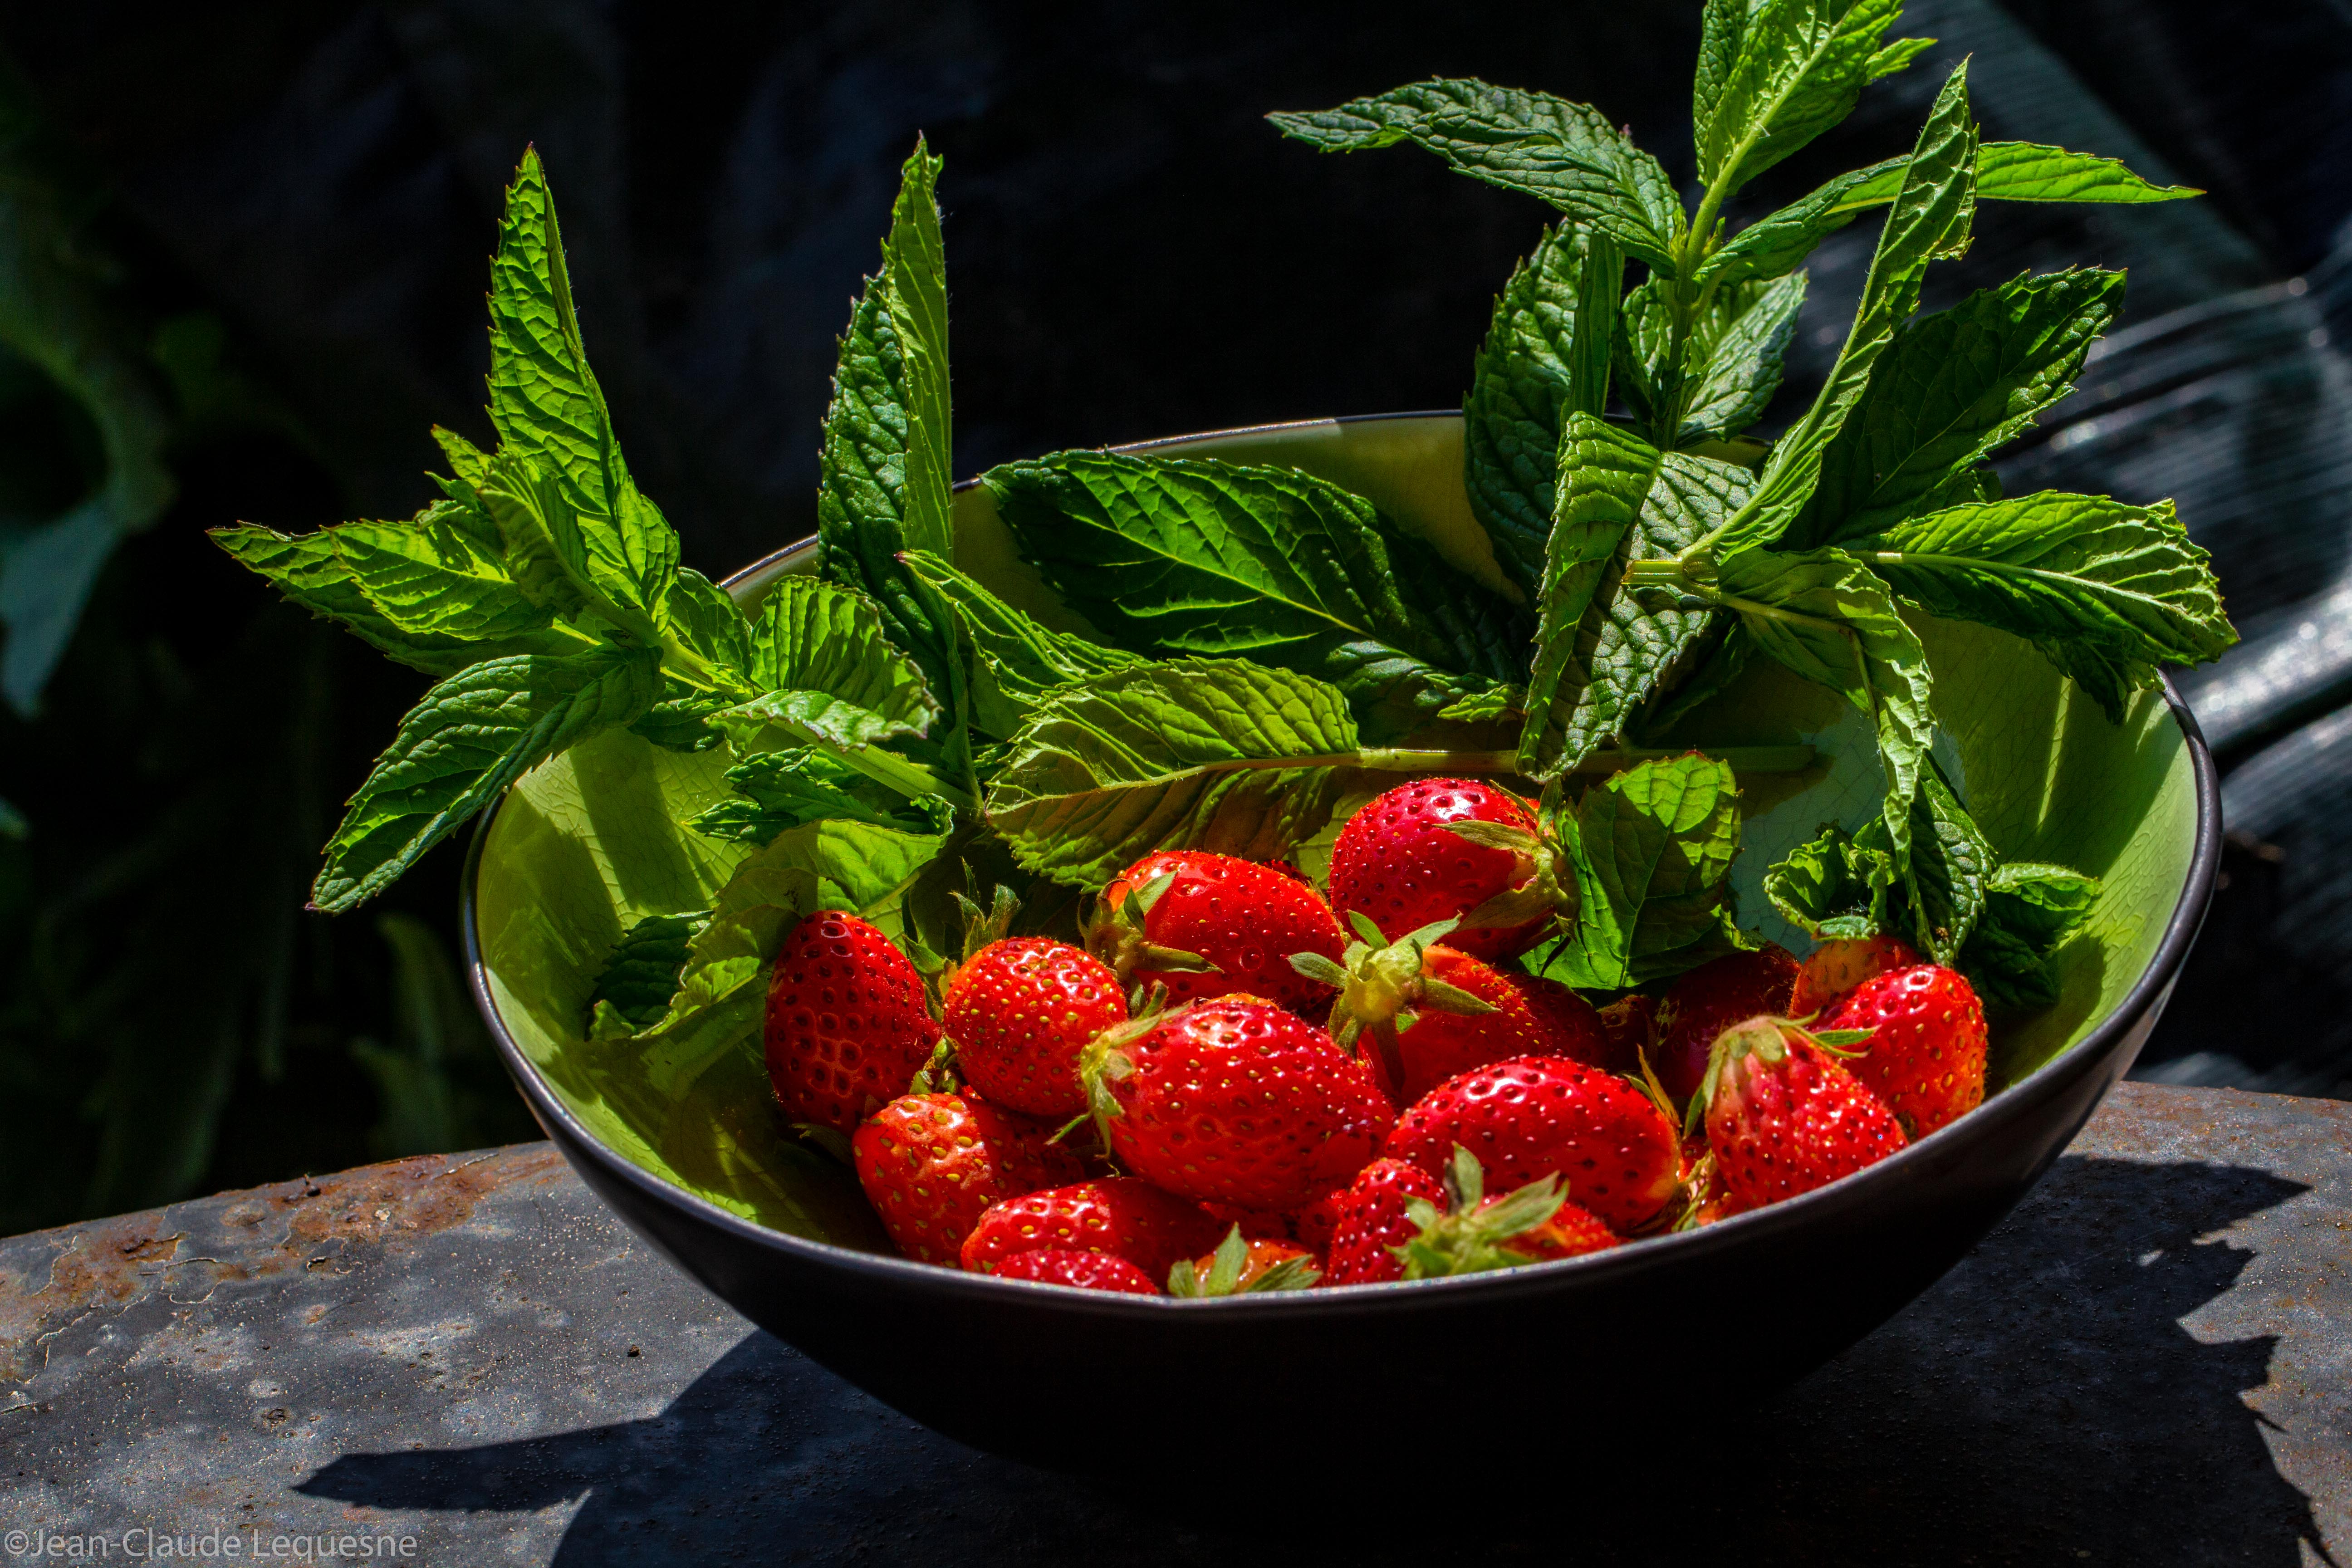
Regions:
[[0, 1081, 2343, 1566]]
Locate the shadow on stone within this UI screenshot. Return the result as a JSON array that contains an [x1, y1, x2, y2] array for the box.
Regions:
[[297, 1155, 2328, 1566]]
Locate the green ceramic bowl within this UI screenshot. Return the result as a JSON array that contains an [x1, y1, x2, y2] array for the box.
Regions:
[[464, 412, 2218, 1473]]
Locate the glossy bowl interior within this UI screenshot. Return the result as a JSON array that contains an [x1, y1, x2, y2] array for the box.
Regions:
[[465, 412, 2216, 1472]]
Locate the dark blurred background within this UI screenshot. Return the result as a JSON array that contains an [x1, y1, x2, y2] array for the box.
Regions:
[[1, 0, 2346, 1233]]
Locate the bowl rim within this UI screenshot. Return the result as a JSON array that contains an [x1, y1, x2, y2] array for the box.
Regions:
[[461, 410, 2224, 1318]]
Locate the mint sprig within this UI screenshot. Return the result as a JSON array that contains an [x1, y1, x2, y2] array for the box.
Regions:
[[214, 148, 963, 913], [1277, 25, 2230, 990]]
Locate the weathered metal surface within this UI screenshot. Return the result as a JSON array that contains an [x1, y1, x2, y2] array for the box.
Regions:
[[0, 1082, 2342, 1566]]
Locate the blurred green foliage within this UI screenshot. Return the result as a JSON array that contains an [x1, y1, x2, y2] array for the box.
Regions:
[[0, 58, 536, 1235]]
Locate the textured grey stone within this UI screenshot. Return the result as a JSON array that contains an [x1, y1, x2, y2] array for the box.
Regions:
[[0, 1082, 2341, 1566]]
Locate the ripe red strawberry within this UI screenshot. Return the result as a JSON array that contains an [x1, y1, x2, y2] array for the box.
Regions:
[[1700, 1018, 1908, 1207], [1167, 1229, 1323, 1295], [1082, 997, 1394, 1210], [1789, 935, 1922, 1018], [1323, 1157, 1447, 1286], [1393, 1148, 1618, 1278], [1288, 1181, 1351, 1255], [1384, 1055, 1680, 1233], [1326, 777, 1561, 960], [1087, 850, 1346, 1014], [764, 911, 938, 1132], [851, 1092, 1087, 1264], [1817, 963, 1989, 1136], [994, 1249, 1162, 1295], [960, 1177, 1224, 1277], [1652, 945, 1800, 1103], [1297, 919, 1568, 1106], [1594, 992, 1656, 1075], [941, 937, 1126, 1118]]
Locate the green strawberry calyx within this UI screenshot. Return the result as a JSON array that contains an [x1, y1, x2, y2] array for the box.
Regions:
[[1167, 1225, 1324, 1297], [906, 1038, 964, 1097], [947, 882, 1021, 965], [1288, 913, 1498, 1090], [1082, 872, 1220, 1001], [1439, 816, 1569, 936], [1394, 1146, 1571, 1279], [1070, 983, 1180, 1149], [1687, 1016, 1879, 1135]]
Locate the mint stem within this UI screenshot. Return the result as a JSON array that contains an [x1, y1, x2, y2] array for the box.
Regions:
[[1350, 745, 1812, 775], [1622, 558, 1690, 590]]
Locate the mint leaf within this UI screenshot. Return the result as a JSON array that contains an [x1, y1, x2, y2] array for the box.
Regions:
[[1520, 416, 1662, 770], [1435, 683, 1525, 723], [1789, 269, 2124, 549], [688, 748, 956, 844], [1959, 861, 2100, 1010], [312, 645, 662, 912], [1704, 139, 2197, 288], [475, 448, 677, 651], [1520, 423, 1751, 776], [1839, 138, 2202, 210], [885, 137, 952, 562], [724, 576, 941, 748], [983, 657, 1363, 887], [1269, 80, 1684, 274], [1903, 755, 1994, 960], [984, 452, 1526, 742], [629, 688, 735, 753], [662, 566, 755, 676], [1618, 275, 1801, 445], [1713, 61, 1979, 557], [588, 909, 714, 1034], [432, 425, 494, 490], [1540, 751, 1744, 990], [1714, 547, 1934, 858], [897, 548, 1143, 740], [1846, 493, 2236, 720], [1763, 822, 1897, 941], [1704, 159, 1901, 285], [816, 144, 964, 737], [1693, 0, 1919, 197], [1678, 270, 1808, 442], [1464, 220, 1622, 596], [486, 151, 679, 630], [625, 566, 818, 757], [324, 512, 596, 651], [211, 510, 598, 676]]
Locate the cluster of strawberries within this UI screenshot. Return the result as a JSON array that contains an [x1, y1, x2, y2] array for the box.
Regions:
[[764, 778, 1991, 1296]]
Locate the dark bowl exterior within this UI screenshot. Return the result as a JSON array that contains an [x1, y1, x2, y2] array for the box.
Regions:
[[463, 556, 2220, 1479]]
